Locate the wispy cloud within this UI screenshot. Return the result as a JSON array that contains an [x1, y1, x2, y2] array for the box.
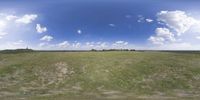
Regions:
[[112, 41, 128, 48], [146, 18, 153, 23], [40, 35, 53, 42], [137, 15, 145, 23], [109, 24, 116, 27]]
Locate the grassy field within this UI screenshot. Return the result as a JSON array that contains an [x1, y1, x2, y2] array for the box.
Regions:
[[0, 51, 200, 100]]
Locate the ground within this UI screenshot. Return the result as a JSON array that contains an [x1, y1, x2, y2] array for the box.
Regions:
[[0, 51, 200, 100]]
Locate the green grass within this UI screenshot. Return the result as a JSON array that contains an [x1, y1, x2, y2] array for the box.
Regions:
[[0, 51, 199, 100]]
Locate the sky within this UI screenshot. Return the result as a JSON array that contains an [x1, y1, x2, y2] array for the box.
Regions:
[[1, 0, 200, 50]]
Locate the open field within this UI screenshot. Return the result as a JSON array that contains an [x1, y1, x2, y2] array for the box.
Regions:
[[0, 51, 200, 100]]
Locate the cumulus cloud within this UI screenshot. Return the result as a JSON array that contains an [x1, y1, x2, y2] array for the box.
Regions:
[[36, 24, 47, 33], [15, 14, 38, 24], [157, 10, 199, 35], [58, 41, 70, 48], [148, 28, 176, 45], [148, 36, 165, 45], [40, 35, 53, 41], [149, 10, 200, 49], [0, 13, 38, 39], [0, 13, 40, 49]]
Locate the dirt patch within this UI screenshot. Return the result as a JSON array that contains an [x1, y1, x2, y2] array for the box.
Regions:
[[55, 62, 74, 83], [0, 91, 18, 97], [34, 62, 75, 87]]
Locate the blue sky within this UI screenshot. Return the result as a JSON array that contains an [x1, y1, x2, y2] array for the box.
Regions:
[[1, 0, 200, 50]]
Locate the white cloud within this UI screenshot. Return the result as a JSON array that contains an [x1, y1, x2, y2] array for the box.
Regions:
[[35, 41, 134, 50], [0, 40, 28, 49], [99, 42, 108, 48], [0, 20, 8, 36], [86, 42, 94, 47], [6, 15, 18, 21], [77, 29, 82, 34], [15, 14, 38, 24], [146, 18, 153, 22], [148, 36, 165, 45], [38, 42, 55, 49], [196, 36, 200, 40], [58, 41, 70, 48], [72, 42, 81, 48], [13, 40, 24, 45], [148, 10, 200, 50], [0, 13, 38, 39], [157, 10, 199, 35], [81, 41, 109, 49], [40, 35, 53, 42], [36, 24, 47, 33], [148, 42, 197, 50], [0, 31, 8, 36], [137, 15, 145, 23], [112, 41, 128, 48], [138, 16, 153, 23], [156, 28, 174, 39], [95, 42, 108, 49], [149, 27, 176, 45], [115, 41, 128, 45], [39, 42, 47, 47], [109, 24, 116, 27]]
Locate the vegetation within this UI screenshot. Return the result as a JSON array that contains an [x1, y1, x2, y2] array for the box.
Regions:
[[0, 49, 34, 54], [0, 51, 199, 100], [91, 49, 136, 51]]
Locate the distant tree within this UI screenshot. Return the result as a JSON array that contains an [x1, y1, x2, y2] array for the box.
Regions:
[[130, 49, 135, 51], [91, 49, 97, 51]]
